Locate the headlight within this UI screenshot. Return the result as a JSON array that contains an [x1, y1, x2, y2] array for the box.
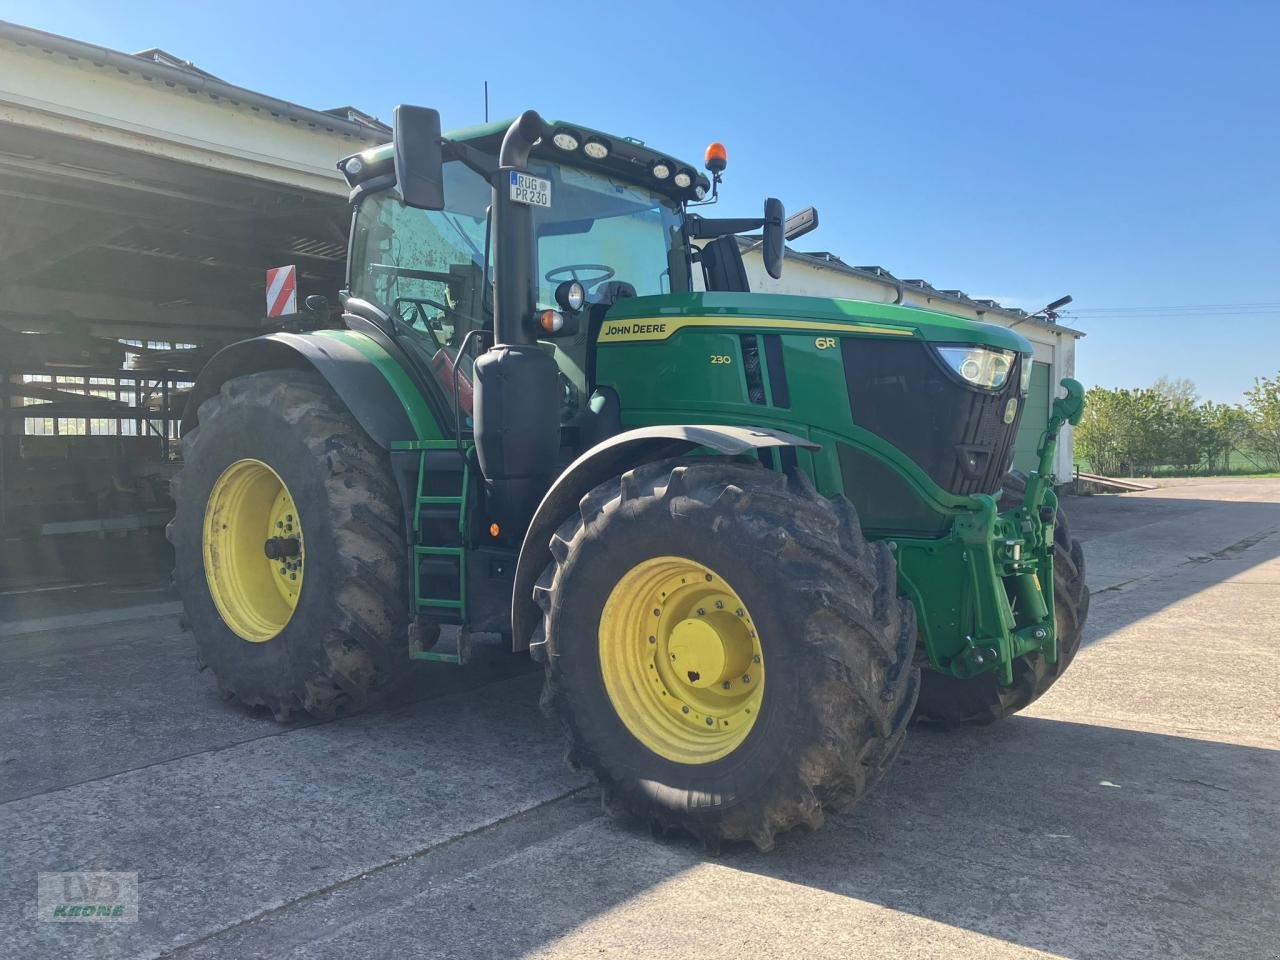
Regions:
[[1019, 358, 1033, 395], [551, 129, 581, 151], [554, 279, 586, 313], [583, 138, 609, 160], [936, 346, 1016, 390]]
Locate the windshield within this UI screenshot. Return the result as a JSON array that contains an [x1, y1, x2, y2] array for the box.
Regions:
[[528, 161, 689, 304], [526, 162, 688, 420]]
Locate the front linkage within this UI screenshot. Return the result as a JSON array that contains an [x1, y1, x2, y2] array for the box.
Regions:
[[946, 378, 1086, 685]]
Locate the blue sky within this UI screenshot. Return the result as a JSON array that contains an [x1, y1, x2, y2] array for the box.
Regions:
[[3, 0, 1276, 403]]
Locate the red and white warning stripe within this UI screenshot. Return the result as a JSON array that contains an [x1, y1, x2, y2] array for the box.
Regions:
[[265, 265, 297, 318]]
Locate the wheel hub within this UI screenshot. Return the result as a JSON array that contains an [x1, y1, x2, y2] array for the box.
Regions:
[[598, 556, 765, 765], [263, 536, 302, 560]]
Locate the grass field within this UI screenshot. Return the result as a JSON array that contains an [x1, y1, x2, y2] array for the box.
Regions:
[[1075, 449, 1279, 479]]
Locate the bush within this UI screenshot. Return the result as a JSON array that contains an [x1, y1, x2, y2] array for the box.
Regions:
[[1076, 374, 1277, 477], [1245, 374, 1280, 471]]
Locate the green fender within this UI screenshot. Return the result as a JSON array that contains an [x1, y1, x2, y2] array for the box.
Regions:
[[182, 329, 441, 445], [510, 424, 819, 651]]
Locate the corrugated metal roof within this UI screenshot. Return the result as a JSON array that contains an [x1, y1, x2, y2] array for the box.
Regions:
[[775, 243, 1084, 337]]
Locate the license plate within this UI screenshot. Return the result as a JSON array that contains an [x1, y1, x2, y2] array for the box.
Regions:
[[509, 171, 551, 207]]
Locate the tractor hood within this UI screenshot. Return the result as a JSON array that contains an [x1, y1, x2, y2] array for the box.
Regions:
[[596, 292, 1033, 354]]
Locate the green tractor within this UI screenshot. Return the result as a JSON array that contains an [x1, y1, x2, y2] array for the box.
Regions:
[[171, 107, 1088, 850]]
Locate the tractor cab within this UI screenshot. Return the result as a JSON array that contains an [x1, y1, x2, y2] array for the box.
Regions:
[[338, 112, 815, 454], [342, 130, 691, 427]]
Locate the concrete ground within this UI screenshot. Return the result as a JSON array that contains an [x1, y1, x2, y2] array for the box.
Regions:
[[2, 478, 1277, 959]]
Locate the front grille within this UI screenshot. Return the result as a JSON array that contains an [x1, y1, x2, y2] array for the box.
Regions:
[[841, 339, 1023, 496]]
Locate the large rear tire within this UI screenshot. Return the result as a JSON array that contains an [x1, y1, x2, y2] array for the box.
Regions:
[[913, 471, 1090, 726], [169, 370, 408, 721], [533, 458, 919, 851]]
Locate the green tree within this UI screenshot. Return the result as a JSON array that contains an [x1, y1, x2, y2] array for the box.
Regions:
[[1201, 402, 1251, 474], [1161, 398, 1210, 473], [1076, 386, 1170, 476], [1152, 375, 1199, 406], [1244, 373, 1280, 470]]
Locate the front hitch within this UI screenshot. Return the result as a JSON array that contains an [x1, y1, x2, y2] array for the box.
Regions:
[[952, 378, 1086, 684]]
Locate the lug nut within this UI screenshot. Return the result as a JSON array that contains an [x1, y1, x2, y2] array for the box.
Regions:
[[722, 681, 732, 690], [752, 655, 761, 663], [705, 717, 714, 726], [736, 608, 744, 617], [742, 675, 750, 683], [648, 635, 656, 644], [697, 608, 705, 616], [682, 705, 689, 714], [715, 600, 724, 609]]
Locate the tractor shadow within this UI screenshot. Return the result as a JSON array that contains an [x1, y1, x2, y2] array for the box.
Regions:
[[483, 716, 1277, 960], [714, 716, 1280, 960]]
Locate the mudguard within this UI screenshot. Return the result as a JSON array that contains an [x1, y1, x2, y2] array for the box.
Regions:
[[181, 331, 434, 447], [510, 424, 820, 650]]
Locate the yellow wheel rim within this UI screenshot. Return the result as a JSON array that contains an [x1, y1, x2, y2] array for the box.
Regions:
[[598, 556, 765, 765], [202, 458, 304, 643]]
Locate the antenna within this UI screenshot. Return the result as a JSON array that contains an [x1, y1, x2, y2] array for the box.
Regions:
[[484, 81, 489, 123], [1010, 294, 1072, 328]]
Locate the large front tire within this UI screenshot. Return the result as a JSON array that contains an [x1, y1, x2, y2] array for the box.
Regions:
[[913, 471, 1090, 726], [169, 370, 408, 721], [534, 458, 918, 851]]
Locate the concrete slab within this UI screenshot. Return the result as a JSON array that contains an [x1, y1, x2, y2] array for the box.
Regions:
[[2, 674, 585, 960], [1061, 477, 1280, 592], [2, 478, 1277, 960]]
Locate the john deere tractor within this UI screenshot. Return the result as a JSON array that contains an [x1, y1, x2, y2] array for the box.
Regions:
[[171, 107, 1088, 850]]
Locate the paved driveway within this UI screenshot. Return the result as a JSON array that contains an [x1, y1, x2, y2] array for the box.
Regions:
[[3, 478, 1277, 959]]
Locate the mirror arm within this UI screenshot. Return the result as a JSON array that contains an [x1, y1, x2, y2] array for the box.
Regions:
[[686, 214, 767, 239], [443, 139, 499, 179]]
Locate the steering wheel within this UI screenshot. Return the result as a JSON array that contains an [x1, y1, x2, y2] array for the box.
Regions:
[[544, 264, 615, 291]]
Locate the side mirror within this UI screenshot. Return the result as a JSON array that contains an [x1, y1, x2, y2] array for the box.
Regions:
[[393, 105, 445, 210], [762, 197, 785, 280], [784, 206, 819, 241]]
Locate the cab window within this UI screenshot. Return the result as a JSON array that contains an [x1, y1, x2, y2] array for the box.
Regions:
[[348, 161, 491, 414]]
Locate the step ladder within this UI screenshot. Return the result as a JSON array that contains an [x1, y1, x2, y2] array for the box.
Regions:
[[402, 440, 471, 664]]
